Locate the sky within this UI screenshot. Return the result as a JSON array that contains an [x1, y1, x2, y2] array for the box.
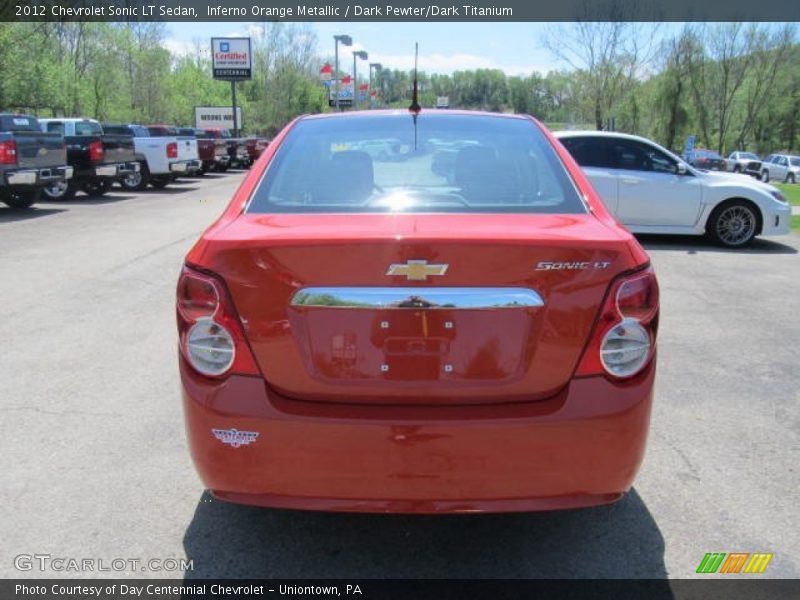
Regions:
[[164, 22, 601, 76]]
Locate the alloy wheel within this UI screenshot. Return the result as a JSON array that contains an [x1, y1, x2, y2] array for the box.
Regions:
[[715, 205, 756, 246], [123, 171, 142, 189], [44, 180, 69, 199]]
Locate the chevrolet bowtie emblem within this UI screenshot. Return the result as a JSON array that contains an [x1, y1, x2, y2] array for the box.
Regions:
[[386, 260, 448, 281]]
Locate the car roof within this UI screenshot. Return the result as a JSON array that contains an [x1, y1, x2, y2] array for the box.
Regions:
[[39, 117, 98, 122], [552, 130, 664, 145], [300, 109, 530, 122]]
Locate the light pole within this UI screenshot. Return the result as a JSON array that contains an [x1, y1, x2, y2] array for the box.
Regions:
[[353, 50, 368, 110], [333, 35, 352, 111], [369, 62, 382, 109]]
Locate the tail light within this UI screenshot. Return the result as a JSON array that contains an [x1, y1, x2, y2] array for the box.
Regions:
[[176, 265, 259, 378], [167, 142, 178, 159], [89, 140, 104, 162], [576, 266, 659, 379], [0, 140, 17, 165]]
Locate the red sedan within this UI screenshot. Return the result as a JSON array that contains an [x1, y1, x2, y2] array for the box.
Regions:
[[177, 110, 659, 513]]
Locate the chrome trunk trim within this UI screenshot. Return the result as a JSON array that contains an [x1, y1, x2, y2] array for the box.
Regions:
[[290, 287, 544, 309]]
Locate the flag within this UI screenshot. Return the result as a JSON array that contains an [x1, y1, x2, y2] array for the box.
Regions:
[[319, 63, 332, 82]]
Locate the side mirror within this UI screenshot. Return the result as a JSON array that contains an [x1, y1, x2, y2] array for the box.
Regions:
[[676, 162, 688, 175]]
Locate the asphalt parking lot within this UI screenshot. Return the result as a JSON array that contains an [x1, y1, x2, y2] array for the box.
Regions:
[[1, 172, 798, 580]]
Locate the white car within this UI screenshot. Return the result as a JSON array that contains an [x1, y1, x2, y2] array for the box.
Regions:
[[555, 131, 791, 247]]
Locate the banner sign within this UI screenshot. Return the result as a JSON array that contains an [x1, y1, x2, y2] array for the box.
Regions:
[[195, 106, 243, 129]]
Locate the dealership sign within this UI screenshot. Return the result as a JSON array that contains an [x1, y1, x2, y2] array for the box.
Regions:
[[328, 78, 354, 107], [195, 106, 243, 129], [211, 37, 252, 80]]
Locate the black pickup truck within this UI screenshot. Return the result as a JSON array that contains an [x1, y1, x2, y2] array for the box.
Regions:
[[38, 118, 140, 198], [0, 114, 72, 209]]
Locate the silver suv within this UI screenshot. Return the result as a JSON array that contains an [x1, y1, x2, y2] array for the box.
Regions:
[[761, 154, 800, 184]]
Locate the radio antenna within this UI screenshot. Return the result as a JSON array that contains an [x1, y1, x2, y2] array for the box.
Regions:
[[409, 42, 421, 114]]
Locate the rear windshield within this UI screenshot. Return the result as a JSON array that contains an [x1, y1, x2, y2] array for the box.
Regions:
[[1, 115, 40, 132], [739, 152, 759, 160], [247, 114, 585, 214], [74, 121, 103, 136], [103, 125, 148, 137], [147, 127, 177, 137]]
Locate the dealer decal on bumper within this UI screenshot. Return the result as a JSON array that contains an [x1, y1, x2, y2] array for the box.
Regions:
[[211, 428, 259, 448]]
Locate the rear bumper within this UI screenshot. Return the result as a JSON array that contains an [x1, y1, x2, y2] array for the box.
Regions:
[[89, 162, 139, 179], [181, 357, 655, 514], [116, 161, 140, 176], [6, 165, 73, 186]]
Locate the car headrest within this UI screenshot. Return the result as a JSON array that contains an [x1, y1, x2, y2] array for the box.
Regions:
[[454, 146, 497, 189], [323, 151, 375, 203], [455, 145, 520, 201]]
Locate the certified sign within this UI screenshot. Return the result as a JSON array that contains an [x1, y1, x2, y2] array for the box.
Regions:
[[211, 37, 252, 81]]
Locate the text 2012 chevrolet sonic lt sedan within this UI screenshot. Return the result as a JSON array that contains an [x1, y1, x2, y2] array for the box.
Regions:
[[177, 110, 659, 513]]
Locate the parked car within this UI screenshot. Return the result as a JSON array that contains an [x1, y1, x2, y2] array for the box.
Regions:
[[176, 127, 230, 173], [556, 131, 791, 247], [726, 151, 762, 178], [146, 125, 201, 178], [203, 128, 251, 169], [38, 118, 140, 199], [684, 148, 727, 171], [244, 137, 269, 163], [760, 153, 800, 184], [101, 123, 193, 191], [178, 110, 660, 513], [0, 113, 73, 209]]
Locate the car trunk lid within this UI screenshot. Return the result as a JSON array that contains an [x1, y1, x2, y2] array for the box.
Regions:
[[199, 213, 640, 405]]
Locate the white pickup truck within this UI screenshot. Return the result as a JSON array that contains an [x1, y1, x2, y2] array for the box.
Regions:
[[101, 123, 200, 191]]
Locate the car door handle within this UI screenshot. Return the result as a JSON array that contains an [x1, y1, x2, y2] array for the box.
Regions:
[[621, 177, 640, 185]]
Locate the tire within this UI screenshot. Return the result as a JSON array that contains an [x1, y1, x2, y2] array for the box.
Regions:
[[733, 165, 742, 173], [2, 188, 41, 209], [82, 179, 112, 197], [761, 170, 769, 182], [121, 164, 149, 191], [786, 173, 796, 184], [42, 179, 76, 201], [149, 176, 169, 189], [707, 200, 760, 248]]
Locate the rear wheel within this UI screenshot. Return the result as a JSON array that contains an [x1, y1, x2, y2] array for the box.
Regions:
[[761, 169, 769, 182], [707, 200, 759, 248], [1, 188, 41, 209], [149, 176, 170, 189], [82, 179, 112, 197], [121, 164, 149, 191], [786, 173, 796, 184], [733, 164, 742, 173], [42, 180, 76, 201]]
